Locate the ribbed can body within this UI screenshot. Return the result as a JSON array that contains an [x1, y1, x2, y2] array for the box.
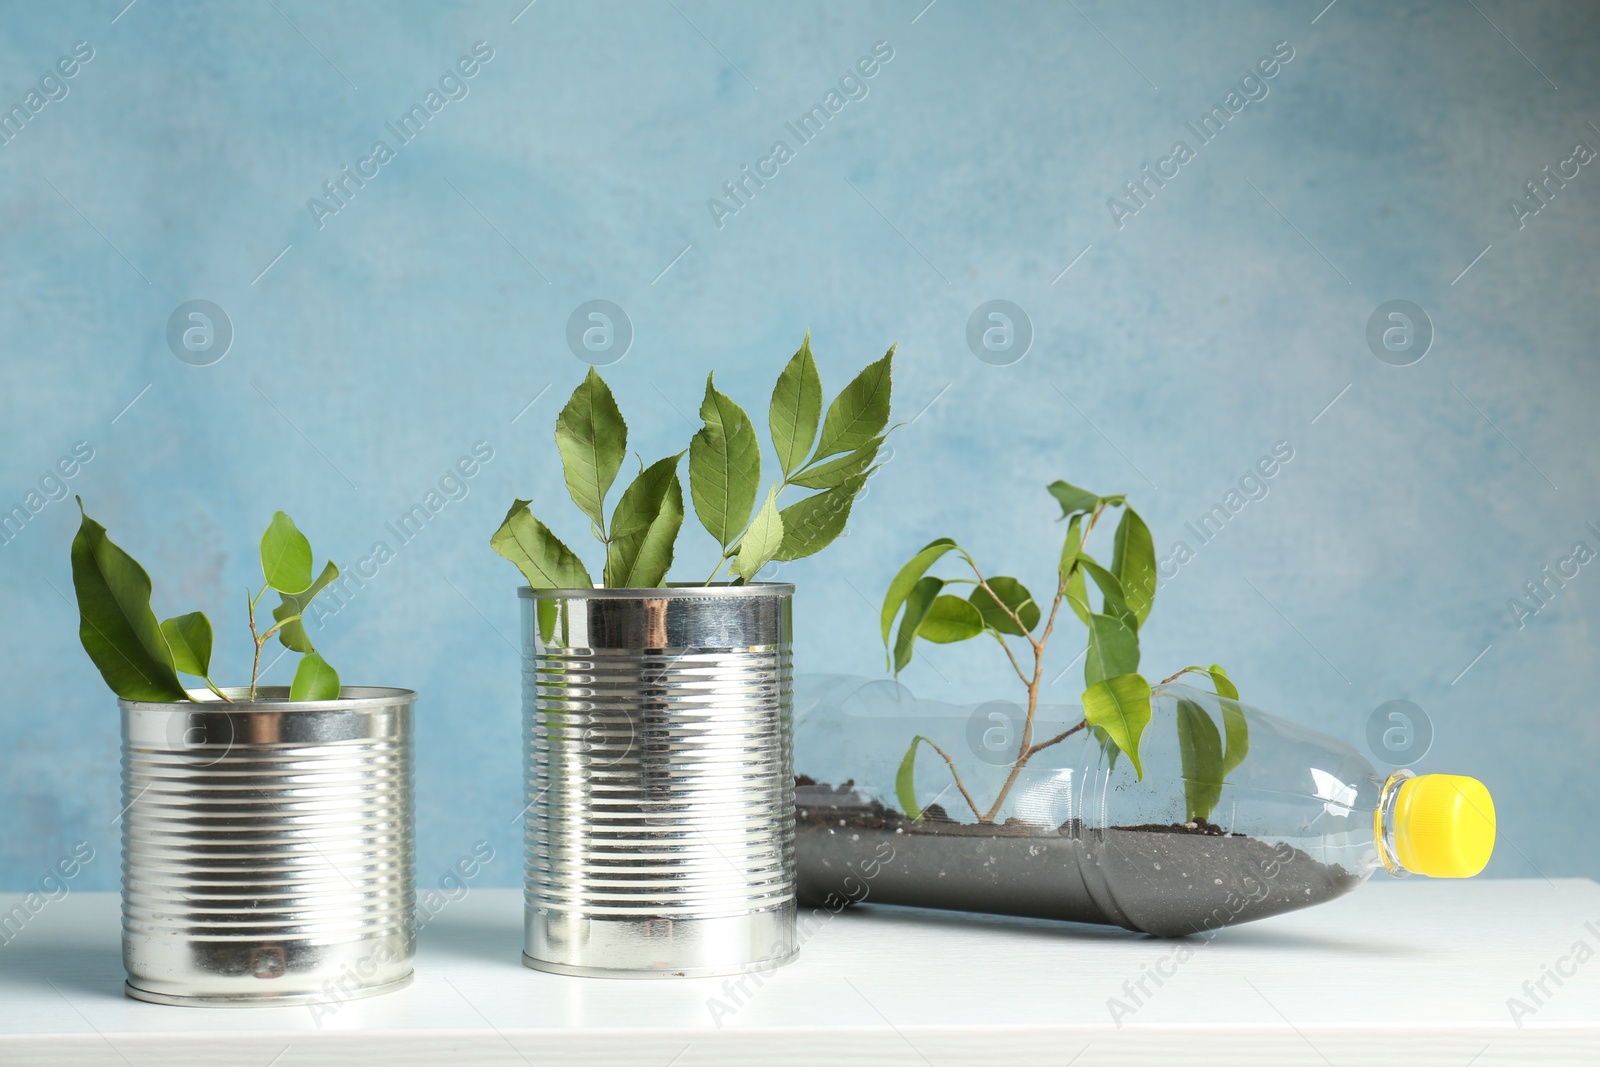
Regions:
[[520, 585, 797, 978], [120, 687, 415, 1006]]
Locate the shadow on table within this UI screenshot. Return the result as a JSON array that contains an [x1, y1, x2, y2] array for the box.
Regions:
[[0, 940, 126, 1000]]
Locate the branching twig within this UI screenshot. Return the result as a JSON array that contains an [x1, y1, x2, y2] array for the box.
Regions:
[[247, 587, 262, 702], [977, 501, 1108, 823], [985, 628, 1032, 688], [1026, 719, 1087, 758], [965, 557, 1039, 653]]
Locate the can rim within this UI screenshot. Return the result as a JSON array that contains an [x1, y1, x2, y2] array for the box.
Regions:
[[118, 685, 416, 712], [518, 582, 795, 600]]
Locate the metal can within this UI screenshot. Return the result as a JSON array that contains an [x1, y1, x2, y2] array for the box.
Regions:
[[120, 687, 415, 1006], [519, 584, 797, 978]]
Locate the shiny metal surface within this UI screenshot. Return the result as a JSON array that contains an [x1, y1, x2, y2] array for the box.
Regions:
[[520, 585, 798, 978], [119, 687, 415, 1006]]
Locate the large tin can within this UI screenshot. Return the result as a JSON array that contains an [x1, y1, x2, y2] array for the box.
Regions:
[[519, 584, 796, 978]]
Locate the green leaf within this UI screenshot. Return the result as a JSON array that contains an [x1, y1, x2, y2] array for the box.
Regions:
[[735, 485, 785, 581], [689, 374, 761, 550], [1112, 508, 1157, 627], [1209, 665, 1249, 779], [604, 455, 685, 587], [790, 437, 882, 490], [1084, 612, 1139, 688], [260, 511, 314, 594], [881, 538, 960, 646], [490, 500, 594, 589], [1082, 673, 1152, 780], [1207, 663, 1240, 702], [1078, 556, 1135, 630], [554, 368, 628, 536], [919, 595, 985, 643], [813, 346, 894, 460], [893, 576, 942, 674], [969, 577, 1039, 636], [769, 333, 823, 478], [1160, 664, 1248, 780], [1058, 513, 1084, 586], [290, 651, 340, 701], [1048, 480, 1100, 519], [773, 474, 865, 561], [1064, 565, 1091, 625], [536, 599, 559, 645], [275, 560, 340, 653], [69, 501, 187, 702], [160, 612, 213, 677], [896, 735, 932, 820], [1177, 697, 1225, 822]]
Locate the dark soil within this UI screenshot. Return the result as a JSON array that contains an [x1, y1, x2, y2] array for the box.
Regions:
[[795, 777, 1362, 937]]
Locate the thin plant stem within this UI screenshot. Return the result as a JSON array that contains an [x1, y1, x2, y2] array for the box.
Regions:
[[977, 502, 1107, 823], [1026, 719, 1087, 758], [985, 628, 1032, 689], [246, 582, 270, 702], [914, 738, 985, 823]]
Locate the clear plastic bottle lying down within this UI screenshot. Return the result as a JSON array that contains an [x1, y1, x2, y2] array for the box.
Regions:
[[795, 678, 1496, 936]]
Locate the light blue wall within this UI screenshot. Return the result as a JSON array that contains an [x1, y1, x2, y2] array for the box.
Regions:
[[2, 0, 1596, 891]]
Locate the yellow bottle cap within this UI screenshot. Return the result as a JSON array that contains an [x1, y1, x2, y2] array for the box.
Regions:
[[1393, 774, 1496, 878]]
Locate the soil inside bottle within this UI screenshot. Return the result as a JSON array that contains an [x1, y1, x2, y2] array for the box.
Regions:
[[796, 777, 1363, 937]]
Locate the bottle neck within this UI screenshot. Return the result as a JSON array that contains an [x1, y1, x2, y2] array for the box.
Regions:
[[1373, 768, 1415, 877]]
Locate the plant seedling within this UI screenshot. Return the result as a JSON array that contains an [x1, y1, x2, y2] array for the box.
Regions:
[[491, 333, 896, 588], [70, 499, 343, 702], [881, 480, 1247, 825]]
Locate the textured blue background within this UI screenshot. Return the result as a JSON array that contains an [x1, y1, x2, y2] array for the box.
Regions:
[[1, 0, 1596, 892]]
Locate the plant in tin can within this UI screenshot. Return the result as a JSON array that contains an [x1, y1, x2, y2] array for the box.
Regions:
[[69, 500, 343, 702], [490, 333, 894, 587], [882, 480, 1247, 825]]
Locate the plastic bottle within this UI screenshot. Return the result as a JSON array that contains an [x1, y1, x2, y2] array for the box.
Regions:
[[795, 679, 1496, 936]]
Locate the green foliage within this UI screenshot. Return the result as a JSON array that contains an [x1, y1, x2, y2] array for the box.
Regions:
[[70, 502, 343, 704], [1176, 697, 1224, 821], [895, 735, 935, 822], [734, 485, 784, 581], [160, 612, 213, 678], [1111, 509, 1157, 626], [1169, 664, 1250, 819], [260, 511, 314, 595], [919, 595, 985, 643], [773, 473, 865, 561], [70, 501, 186, 702], [290, 651, 340, 701], [689, 374, 762, 551], [814, 347, 894, 459], [969, 577, 1038, 636], [769, 334, 822, 478], [892, 575, 943, 673], [491, 335, 895, 588], [1083, 673, 1153, 780], [1083, 612, 1138, 688], [882, 479, 1245, 818], [274, 561, 340, 654], [554, 368, 628, 537], [604, 455, 685, 588], [881, 538, 959, 648], [790, 438, 881, 490], [491, 501, 594, 589]]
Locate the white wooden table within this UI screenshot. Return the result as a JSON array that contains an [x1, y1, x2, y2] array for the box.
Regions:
[[1, 881, 1596, 1065]]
